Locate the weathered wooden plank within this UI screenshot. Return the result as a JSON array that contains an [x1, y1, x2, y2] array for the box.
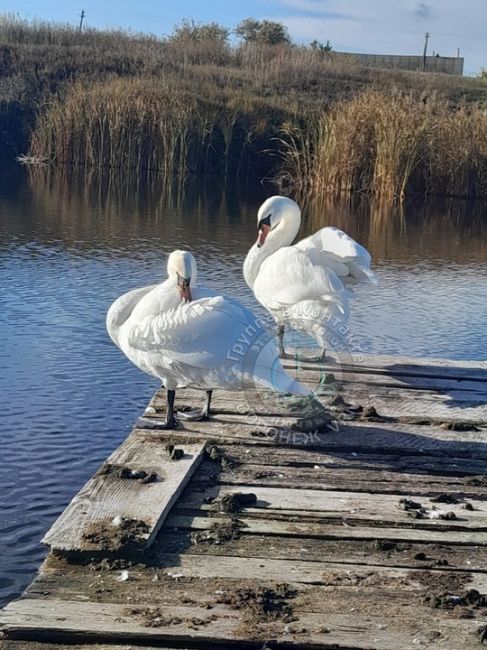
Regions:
[[0, 639, 179, 650], [153, 552, 487, 591], [152, 383, 487, 424], [152, 530, 487, 572], [328, 389, 487, 424], [220, 445, 487, 476], [194, 460, 487, 498], [176, 485, 487, 530], [43, 438, 206, 555], [138, 419, 487, 460], [283, 352, 487, 382], [167, 514, 487, 545], [0, 598, 481, 650], [287, 368, 487, 395], [34, 555, 487, 594]]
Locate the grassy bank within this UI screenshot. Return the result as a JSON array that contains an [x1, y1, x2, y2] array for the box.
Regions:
[[2, 16, 487, 197]]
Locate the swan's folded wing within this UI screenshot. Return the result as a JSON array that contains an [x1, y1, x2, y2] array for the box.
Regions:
[[256, 247, 349, 311], [106, 284, 158, 347], [296, 227, 378, 285], [127, 296, 267, 369]]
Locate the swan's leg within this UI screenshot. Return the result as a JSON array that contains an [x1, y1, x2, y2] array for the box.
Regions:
[[177, 389, 212, 422], [162, 389, 178, 429], [278, 325, 293, 359]]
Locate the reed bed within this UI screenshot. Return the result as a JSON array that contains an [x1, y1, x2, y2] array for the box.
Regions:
[[29, 78, 291, 177], [30, 80, 201, 174], [4, 16, 487, 197], [281, 91, 487, 199]]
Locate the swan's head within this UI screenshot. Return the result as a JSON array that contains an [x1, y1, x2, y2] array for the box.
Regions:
[[167, 250, 197, 302], [256, 195, 301, 248]]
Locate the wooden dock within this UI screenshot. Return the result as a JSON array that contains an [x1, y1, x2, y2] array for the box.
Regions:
[[1, 353, 486, 650]]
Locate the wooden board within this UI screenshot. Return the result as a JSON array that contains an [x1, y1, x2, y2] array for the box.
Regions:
[[151, 383, 487, 424], [138, 418, 487, 460], [167, 514, 487, 545], [151, 530, 487, 572], [0, 639, 179, 650], [283, 352, 487, 381], [42, 437, 206, 555], [176, 484, 487, 529], [193, 460, 487, 498], [0, 598, 482, 650]]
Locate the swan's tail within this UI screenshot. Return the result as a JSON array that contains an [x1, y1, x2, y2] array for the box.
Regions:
[[250, 340, 311, 396]]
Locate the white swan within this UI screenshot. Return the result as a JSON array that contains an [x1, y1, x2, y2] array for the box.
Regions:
[[107, 249, 309, 429], [243, 196, 377, 361]]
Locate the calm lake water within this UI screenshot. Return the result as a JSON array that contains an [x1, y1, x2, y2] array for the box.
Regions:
[[0, 166, 486, 605]]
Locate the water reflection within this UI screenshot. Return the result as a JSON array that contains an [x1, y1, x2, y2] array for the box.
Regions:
[[2, 167, 485, 267], [303, 193, 487, 265], [0, 165, 486, 607]]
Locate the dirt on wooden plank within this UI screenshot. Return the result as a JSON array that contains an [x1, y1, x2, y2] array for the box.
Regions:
[[97, 463, 160, 484], [216, 492, 258, 513], [124, 606, 217, 629], [191, 518, 244, 546], [216, 583, 298, 637], [82, 518, 150, 552]]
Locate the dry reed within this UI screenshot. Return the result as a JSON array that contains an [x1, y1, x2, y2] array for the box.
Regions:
[[30, 80, 224, 175], [281, 90, 487, 199]]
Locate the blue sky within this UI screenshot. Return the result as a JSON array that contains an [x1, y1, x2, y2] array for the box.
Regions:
[[5, 0, 486, 74]]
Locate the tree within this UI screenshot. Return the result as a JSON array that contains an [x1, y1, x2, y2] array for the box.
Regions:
[[310, 39, 332, 52], [169, 19, 230, 65], [235, 18, 290, 45], [170, 19, 229, 45]]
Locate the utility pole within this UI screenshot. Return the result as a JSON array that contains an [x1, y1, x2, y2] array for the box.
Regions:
[[79, 9, 85, 33], [422, 32, 430, 72], [457, 47, 460, 58]]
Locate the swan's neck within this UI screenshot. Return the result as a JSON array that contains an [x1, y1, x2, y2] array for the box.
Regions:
[[243, 212, 300, 288]]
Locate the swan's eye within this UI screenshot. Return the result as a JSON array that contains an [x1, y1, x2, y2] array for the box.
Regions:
[[259, 214, 272, 230]]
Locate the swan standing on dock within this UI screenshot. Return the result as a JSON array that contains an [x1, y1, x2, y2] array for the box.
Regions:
[[107, 250, 309, 429], [243, 196, 377, 361]]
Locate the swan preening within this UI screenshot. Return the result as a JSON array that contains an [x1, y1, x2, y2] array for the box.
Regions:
[[107, 250, 309, 429], [244, 196, 377, 361]]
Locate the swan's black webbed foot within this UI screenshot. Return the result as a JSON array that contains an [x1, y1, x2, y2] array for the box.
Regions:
[[295, 349, 327, 363], [160, 415, 179, 429], [136, 416, 179, 430], [177, 409, 209, 422], [279, 351, 295, 359], [177, 389, 212, 422]]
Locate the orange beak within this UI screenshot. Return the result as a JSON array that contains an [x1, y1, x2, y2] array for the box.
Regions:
[[257, 224, 270, 248]]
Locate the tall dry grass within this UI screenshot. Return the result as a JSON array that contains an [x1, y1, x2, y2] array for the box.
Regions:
[[29, 78, 292, 178], [281, 91, 487, 199], [30, 80, 215, 175]]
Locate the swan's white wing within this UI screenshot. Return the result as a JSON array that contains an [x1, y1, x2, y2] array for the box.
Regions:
[[128, 296, 238, 366], [296, 227, 378, 286], [106, 284, 158, 347], [255, 247, 349, 313], [128, 294, 308, 394]]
